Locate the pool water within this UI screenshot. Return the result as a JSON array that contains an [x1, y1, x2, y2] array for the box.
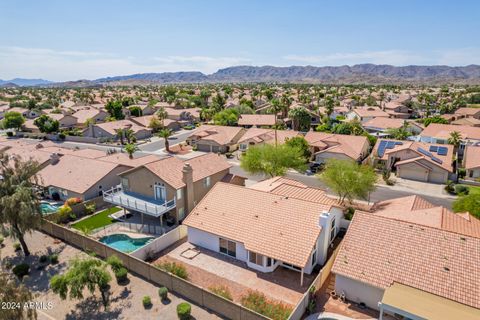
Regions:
[[99, 234, 154, 253], [40, 202, 61, 215]]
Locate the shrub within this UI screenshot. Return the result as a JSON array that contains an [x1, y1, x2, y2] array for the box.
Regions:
[[107, 255, 124, 272], [344, 207, 355, 221], [445, 180, 455, 194], [84, 202, 96, 215], [176, 302, 191, 320], [455, 184, 469, 196], [65, 197, 82, 206], [458, 168, 466, 179], [12, 263, 30, 279], [49, 254, 59, 264], [142, 295, 152, 308], [58, 132, 66, 140], [241, 291, 292, 320], [39, 255, 48, 264], [209, 285, 233, 301], [13, 242, 21, 251], [0, 235, 4, 246], [56, 205, 73, 224], [158, 287, 168, 300], [6, 131, 14, 137], [156, 262, 188, 279], [115, 267, 128, 283]]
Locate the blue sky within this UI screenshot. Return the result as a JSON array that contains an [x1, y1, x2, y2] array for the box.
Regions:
[[1, 0, 479, 81]]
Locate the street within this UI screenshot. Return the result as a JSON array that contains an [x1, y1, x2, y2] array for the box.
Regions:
[[138, 130, 193, 152]]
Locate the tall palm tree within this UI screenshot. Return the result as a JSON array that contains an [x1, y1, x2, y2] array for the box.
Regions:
[[448, 131, 462, 151], [115, 128, 125, 145], [269, 99, 283, 146], [158, 129, 173, 153], [124, 143, 138, 159]]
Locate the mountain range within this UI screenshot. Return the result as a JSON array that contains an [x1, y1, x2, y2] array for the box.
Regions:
[[0, 78, 53, 87], [5, 64, 480, 87]]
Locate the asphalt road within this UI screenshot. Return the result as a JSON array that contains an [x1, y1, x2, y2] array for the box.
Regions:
[[229, 164, 455, 209], [139, 130, 193, 152]]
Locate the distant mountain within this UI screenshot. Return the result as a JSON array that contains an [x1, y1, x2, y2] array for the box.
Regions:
[[0, 82, 19, 88], [16, 64, 480, 87], [0, 78, 53, 86]]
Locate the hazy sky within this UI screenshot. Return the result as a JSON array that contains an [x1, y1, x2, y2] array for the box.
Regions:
[[1, 0, 479, 81]]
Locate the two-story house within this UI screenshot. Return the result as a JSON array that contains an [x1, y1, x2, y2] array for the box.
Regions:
[[103, 153, 233, 228]]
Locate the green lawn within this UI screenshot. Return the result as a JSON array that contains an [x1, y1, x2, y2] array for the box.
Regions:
[[465, 185, 480, 195], [71, 206, 122, 231], [467, 104, 480, 108]]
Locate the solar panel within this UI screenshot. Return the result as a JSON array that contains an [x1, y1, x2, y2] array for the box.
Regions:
[[431, 156, 443, 164], [395, 142, 403, 145], [437, 147, 448, 156], [429, 146, 438, 152], [386, 141, 396, 149], [377, 140, 388, 157], [417, 147, 433, 158]]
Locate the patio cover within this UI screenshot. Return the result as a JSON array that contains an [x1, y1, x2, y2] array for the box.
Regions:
[[380, 283, 480, 320]]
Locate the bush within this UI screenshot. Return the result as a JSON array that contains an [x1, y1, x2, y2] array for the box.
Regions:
[[445, 180, 455, 194], [107, 255, 124, 272], [156, 262, 188, 279], [13, 242, 21, 251], [55, 205, 73, 224], [115, 267, 128, 283], [39, 255, 48, 264], [0, 235, 4, 246], [12, 263, 30, 279], [344, 207, 355, 221], [65, 197, 82, 206], [84, 202, 96, 215], [58, 132, 66, 140], [158, 286, 168, 300], [241, 291, 292, 320], [455, 184, 469, 196], [49, 254, 59, 264], [209, 285, 233, 301], [458, 168, 466, 179], [176, 302, 191, 320], [142, 295, 152, 308]]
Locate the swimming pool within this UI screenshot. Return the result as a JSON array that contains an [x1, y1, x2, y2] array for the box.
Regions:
[[99, 234, 154, 253], [40, 202, 62, 215]]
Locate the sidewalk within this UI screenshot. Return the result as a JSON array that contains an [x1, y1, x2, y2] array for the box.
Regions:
[[376, 177, 456, 199]]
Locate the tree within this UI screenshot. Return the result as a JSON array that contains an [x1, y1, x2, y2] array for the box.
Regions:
[[128, 106, 142, 117], [105, 100, 125, 120], [3, 111, 25, 130], [423, 116, 448, 127], [319, 159, 377, 204], [115, 128, 125, 145], [0, 153, 42, 256], [158, 128, 173, 152], [213, 109, 239, 126], [269, 99, 283, 145], [240, 144, 307, 177], [124, 143, 138, 159], [288, 106, 311, 131], [156, 107, 168, 123], [50, 256, 112, 310], [0, 272, 37, 320], [33, 115, 59, 133], [285, 136, 311, 160], [448, 131, 462, 149], [332, 120, 365, 135], [452, 194, 480, 219], [148, 116, 163, 133], [325, 96, 335, 117], [386, 122, 411, 140]]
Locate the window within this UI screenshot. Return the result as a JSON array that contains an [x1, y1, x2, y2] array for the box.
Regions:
[[282, 263, 302, 272], [176, 188, 183, 200], [219, 238, 236, 257], [266, 257, 272, 267], [204, 176, 211, 188], [178, 207, 185, 220], [249, 251, 264, 266], [121, 178, 129, 191], [330, 217, 337, 243]]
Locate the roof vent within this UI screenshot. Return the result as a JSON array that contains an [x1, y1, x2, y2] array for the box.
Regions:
[[443, 266, 450, 272]]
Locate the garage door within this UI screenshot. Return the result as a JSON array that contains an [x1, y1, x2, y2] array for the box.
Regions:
[[197, 144, 212, 152], [398, 167, 428, 182], [429, 171, 446, 184], [211, 145, 220, 153]]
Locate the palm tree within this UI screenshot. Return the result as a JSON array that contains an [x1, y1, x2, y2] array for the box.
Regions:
[[269, 99, 283, 146], [115, 128, 125, 145], [448, 131, 462, 152], [124, 129, 135, 144], [158, 129, 173, 153], [156, 107, 168, 126], [124, 143, 138, 159]]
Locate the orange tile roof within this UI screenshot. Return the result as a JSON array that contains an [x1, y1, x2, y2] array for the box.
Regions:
[[184, 182, 332, 267], [128, 153, 232, 189], [352, 107, 389, 118], [304, 132, 368, 160], [238, 114, 276, 126], [421, 123, 480, 141], [238, 128, 299, 144], [189, 125, 244, 145], [464, 146, 480, 169], [363, 117, 407, 130], [332, 211, 480, 309]]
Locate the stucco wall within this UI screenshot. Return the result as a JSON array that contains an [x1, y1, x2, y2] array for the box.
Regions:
[[83, 165, 130, 200], [335, 275, 384, 310]]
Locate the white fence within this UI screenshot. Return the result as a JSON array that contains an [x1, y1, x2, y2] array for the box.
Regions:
[[131, 225, 188, 260]]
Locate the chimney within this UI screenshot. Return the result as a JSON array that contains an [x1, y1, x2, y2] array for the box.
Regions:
[[50, 153, 60, 165], [318, 210, 334, 265], [182, 162, 195, 215]]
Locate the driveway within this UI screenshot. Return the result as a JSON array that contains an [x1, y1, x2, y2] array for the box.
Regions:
[[139, 130, 192, 152]]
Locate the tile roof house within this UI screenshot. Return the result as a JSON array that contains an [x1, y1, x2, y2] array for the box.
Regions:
[[186, 125, 245, 153], [451, 116, 480, 127], [346, 107, 390, 123], [362, 117, 423, 136], [72, 108, 109, 126], [332, 210, 480, 319], [183, 181, 344, 284], [103, 153, 233, 227], [164, 107, 201, 122], [237, 128, 300, 151], [454, 107, 480, 119], [371, 139, 454, 183], [237, 114, 276, 127], [382, 101, 411, 119], [83, 119, 152, 141], [420, 123, 480, 144], [463, 145, 480, 180], [304, 132, 370, 163], [129, 115, 180, 131], [36, 155, 131, 201]]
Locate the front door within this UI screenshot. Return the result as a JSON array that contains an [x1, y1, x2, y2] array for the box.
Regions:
[[154, 185, 166, 203]]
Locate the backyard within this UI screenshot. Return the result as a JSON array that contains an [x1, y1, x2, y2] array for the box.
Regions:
[[71, 206, 122, 232]]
